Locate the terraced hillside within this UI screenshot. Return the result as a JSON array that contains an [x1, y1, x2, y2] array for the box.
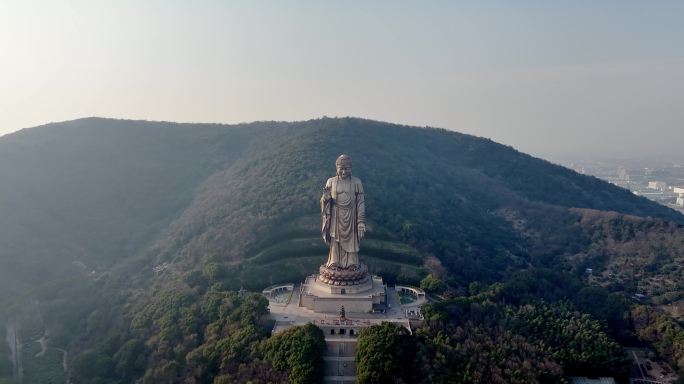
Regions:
[[236, 214, 425, 290]]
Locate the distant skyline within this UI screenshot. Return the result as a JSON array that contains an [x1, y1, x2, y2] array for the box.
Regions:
[[1, 1, 683, 161]]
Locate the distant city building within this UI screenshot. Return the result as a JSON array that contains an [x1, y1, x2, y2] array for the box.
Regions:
[[673, 186, 684, 207], [648, 181, 668, 191], [617, 168, 629, 181], [567, 160, 684, 213]]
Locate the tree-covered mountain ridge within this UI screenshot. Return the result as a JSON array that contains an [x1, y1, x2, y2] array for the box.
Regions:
[[1, 116, 682, 295], [3, 117, 684, 383]]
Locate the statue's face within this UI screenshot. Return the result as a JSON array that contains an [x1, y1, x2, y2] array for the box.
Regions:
[[336, 162, 352, 179]]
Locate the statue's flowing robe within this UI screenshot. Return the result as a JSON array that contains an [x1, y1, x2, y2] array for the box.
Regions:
[[321, 176, 365, 267]]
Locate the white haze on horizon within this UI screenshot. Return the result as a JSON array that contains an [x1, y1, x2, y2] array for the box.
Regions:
[[1, 1, 683, 161]]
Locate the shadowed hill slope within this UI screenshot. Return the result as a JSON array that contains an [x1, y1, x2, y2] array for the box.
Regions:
[[0, 117, 681, 296], [0, 118, 288, 296]]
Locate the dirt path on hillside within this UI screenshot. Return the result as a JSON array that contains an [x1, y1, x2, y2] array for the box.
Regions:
[[35, 328, 49, 357], [6, 318, 23, 383], [55, 348, 71, 384], [5, 319, 17, 380], [28, 307, 71, 384]]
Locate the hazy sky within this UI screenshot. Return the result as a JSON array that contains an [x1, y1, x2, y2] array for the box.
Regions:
[[1, 1, 683, 160]]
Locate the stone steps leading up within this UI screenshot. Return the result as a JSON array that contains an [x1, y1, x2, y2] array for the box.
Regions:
[[323, 375, 356, 384]]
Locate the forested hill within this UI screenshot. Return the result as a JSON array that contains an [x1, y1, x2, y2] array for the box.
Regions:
[[3, 117, 684, 383], [0, 117, 681, 297]]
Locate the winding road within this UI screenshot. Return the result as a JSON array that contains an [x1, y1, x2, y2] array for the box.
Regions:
[[5, 306, 71, 384], [56, 348, 71, 384]]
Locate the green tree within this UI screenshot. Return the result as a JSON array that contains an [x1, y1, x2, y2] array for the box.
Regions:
[[507, 301, 630, 378], [71, 351, 115, 383], [262, 324, 326, 384], [113, 339, 147, 379], [356, 322, 415, 384], [632, 305, 684, 370], [420, 274, 446, 295], [203, 262, 224, 282]]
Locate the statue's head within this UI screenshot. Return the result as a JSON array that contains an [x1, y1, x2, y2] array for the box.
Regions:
[[336, 154, 352, 179]]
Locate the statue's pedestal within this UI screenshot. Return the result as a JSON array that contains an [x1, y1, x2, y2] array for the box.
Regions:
[[298, 264, 386, 313]]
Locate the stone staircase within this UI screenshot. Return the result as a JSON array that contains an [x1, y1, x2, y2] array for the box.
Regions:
[[322, 337, 357, 384]]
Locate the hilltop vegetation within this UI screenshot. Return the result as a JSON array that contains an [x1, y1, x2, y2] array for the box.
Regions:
[[1, 117, 684, 382], [1, 117, 680, 295]]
